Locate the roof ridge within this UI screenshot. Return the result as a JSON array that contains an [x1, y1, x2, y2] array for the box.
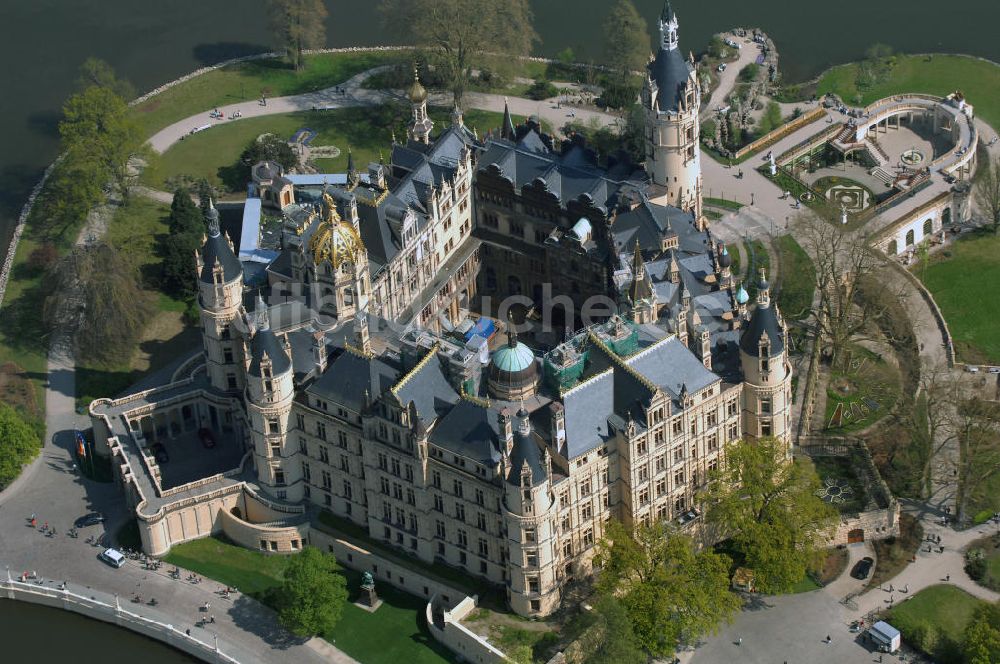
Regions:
[[391, 342, 440, 397], [587, 330, 658, 393], [459, 387, 492, 409], [559, 366, 613, 398]]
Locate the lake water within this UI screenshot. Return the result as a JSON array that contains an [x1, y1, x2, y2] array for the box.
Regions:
[[0, 0, 993, 651], [0, 599, 196, 663]]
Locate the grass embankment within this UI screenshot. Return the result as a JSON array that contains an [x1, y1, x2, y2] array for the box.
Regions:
[[75, 197, 198, 409], [918, 229, 1000, 365], [165, 536, 454, 664], [133, 51, 402, 137], [774, 235, 815, 321], [817, 54, 1000, 133], [824, 345, 900, 433], [888, 584, 985, 661], [146, 107, 519, 193]]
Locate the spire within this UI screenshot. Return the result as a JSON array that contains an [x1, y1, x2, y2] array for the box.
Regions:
[[506, 308, 518, 349], [206, 198, 220, 236], [347, 147, 355, 176], [661, 0, 675, 23], [757, 268, 771, 307], [501, 98, 516, 141], [255, 293, 270, 332], [451, 104, 464, 128], [632, 240, 644, 280]]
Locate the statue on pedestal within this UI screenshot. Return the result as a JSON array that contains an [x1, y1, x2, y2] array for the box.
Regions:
[[360, 570, 379, 608]]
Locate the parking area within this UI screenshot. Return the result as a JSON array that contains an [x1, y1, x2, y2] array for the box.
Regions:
[[153, 427, 245, 490]]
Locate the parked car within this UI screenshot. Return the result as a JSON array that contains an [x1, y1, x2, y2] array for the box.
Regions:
[[717, 63, 727, 73], [99, 548, 126, 568], [74, 512, 104, 528], [152, 443, 169, 463], [198, 427, 216, 449], [850, 556, 874, 580]]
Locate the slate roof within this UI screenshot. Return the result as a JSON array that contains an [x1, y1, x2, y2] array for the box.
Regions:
[[562, 371, 614, 459], [308, 351, 399, 412], [391, 354, 460, 424], [649, 44, 692, 113], [429, 400, 502, 466], [200, 230, 242, 284], [739, 301, 785, 357], [626, 337, 719, 400], [507, 414, 547, 487], [248, 327, 292, 378]]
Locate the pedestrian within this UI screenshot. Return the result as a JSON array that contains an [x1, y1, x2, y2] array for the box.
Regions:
[[185, 629, 191, 636], [737, 636, 742, 646]]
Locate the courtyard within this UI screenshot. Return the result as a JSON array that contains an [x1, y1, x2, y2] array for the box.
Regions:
[[146, 425, 245, 491]]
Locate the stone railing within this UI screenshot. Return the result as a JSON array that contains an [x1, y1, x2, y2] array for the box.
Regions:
[[0, 573, 243, 663], [427, 594, 507, 664], [733, 106, 826, 160], [776, 122, 843, 165]]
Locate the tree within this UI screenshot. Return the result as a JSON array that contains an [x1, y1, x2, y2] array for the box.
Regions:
[[707, 36, 727, 59], [43, 241, 155, 365], [28, 243, 59, 274], [701, 437, 837, 593], [76, 57, 136, 101], [275, 547, 348, 637], [595, 519, 739, 658], [583, 596, 646, 664], [0, 402, 42, 490], [264, 0, 328, 71], [604, 0, 649, 81], [378, 0, 537, 106], [963, 602, 1000, 664], [60, 85, 146, 203], [975, 155, 1000, 234], [953, 396, 1000, 525], [739, 63, 760, 83], [793, 215, 905, 368], [231, 135, 298, 190], [161, 189, 205, 297]]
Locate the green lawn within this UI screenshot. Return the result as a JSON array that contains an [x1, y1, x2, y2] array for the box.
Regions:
[[969, 471, 1000, 525], [147, 106, 522, 193], [165, 536, 455, 664], [133, 52, 402, 137], [824, 345, 900, 433], [888, 584, 985, 660], [920, 230, 1000, 364], [774, 235, 816, 321], [817, 54, 1000, 134], [75, 197, 195, 410]]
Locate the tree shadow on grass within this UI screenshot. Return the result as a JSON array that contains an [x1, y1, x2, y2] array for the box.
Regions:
[[192, 42, 271, 68], [228, 593, 309, 650]]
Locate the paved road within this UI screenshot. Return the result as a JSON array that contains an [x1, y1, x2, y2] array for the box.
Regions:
[[683, 505, 1000, 663], [148, 66, 620, 155], [704, 34, 761, 113]]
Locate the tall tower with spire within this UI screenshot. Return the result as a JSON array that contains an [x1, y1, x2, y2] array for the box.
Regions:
[[245, 295, 299, 500], [195, 201, 245, 392], [739, 270, 793, 452], [407, 65, 433, 145], [643, 1, 703, 221]]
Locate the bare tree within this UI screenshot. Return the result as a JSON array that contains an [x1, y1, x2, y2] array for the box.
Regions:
[[793, 213, 906, 368], [954, 392, 1000, 525], [265, 0, 328, 71], [903, 368, 962, 499], [974, 154, 1000, 233], [379, 0, 537, 106]]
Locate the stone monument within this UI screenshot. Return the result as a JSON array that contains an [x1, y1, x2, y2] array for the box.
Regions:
[[356, 570, 382, 612]]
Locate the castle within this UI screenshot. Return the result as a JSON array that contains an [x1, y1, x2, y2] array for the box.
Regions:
[[89, 2, 792, 618]]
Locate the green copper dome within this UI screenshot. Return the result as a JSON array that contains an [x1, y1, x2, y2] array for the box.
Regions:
[[491, 342, 535, 373]]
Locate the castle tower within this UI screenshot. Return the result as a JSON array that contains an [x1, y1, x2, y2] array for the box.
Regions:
[[307, 189, 371, 321], [643, 1, 703, 220], [502, 408, 560, 616], [195, 201, 245, 392], [625, 241, 657, 324], [407, 65, 433, 145], [245, 296, 299, 500], [739, 270, 792, 452]]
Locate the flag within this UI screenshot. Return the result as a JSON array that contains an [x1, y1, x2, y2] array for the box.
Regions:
[[76, 432, 87, 459]]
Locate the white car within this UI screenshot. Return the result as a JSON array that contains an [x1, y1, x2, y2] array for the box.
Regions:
[[718, 63, 727, 73], [100, 548, 126, 568]]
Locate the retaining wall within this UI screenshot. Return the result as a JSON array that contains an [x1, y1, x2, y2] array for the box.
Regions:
[[734, 106, 826, 160], [0, 576, 241, 663], [427, 594, 507, 664]]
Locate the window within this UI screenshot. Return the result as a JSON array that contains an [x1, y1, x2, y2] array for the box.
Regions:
[[707, 433, 719, 452], [337, 431, 348, 448], [475, 488, 485, 506], [672, 446, 684, 463], [267, 418, 280, 434], [433, 494, 444, 512], [274, 469, 285, 486], [319, 446, 329, 463], [302, 462, 311, 482], [689, 419, 697, 435], [432, 470, 441, 488], [479, 539, 489, 557], [455, 503, 465, 522], [436, 520, 446, 538], [526, 551, 538, 567], [563, 541, 573, 557], [391, 458, 401, 477], [583, 528, 594, 547], [316, 422, 327, 440], [637, 466, 649, 482], [524, 528, 536, 543], [340, 455, 349, 472], [760, 397, 772, 415], [530, 600, 540, 612], [707, 411, 718, 427], [380, 478, 390, 495], [477, 512, 487, 530], [636, 439, 647, 455], [672, 418, 682, 435], [727, 399, 738, 417], [561, 514, 571, 531], [406, 488, 415, 505], [655, 478, 667, 497], [579, 478, 592, 497], [761, 419, 773, 436], [457, 529, 468, 549], [378, 453, 388, 470], [528, 577, 540, 593], [453, 479, 463, 497], [343, 480, 352, 500], [655, 454, 666, 472], [405, 465, 414, 482], [582, 503, 593, 520], [559, 491, 569, 509], [638, 488, 649, 506], [674, 469, 685, 487], [728, 421, 739, 441], [321, 470, 332, 489]]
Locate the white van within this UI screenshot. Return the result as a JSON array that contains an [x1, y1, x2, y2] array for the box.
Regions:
[[100, 548, 126, 568]]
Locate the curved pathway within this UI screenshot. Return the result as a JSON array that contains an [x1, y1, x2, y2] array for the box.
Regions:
[[149, 67, 618, 155]]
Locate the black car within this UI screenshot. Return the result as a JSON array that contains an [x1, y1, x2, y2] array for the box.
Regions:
[[152, 443, 169, 464], [850, 556, 874, 580], [74, 512, 104, 528]]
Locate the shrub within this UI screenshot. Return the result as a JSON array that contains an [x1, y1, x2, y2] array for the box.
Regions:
[[525, 79, 559, 101], [28, 244, 59, 274], [965, 548, 987, 581]]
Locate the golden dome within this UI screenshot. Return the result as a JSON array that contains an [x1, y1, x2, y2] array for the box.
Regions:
[[408, 66, 428, 103], [308, 193, 364, 269]]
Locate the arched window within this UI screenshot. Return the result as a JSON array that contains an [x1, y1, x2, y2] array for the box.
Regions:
[[942, 207, 952, 225], [887, 240, 898, 256], [922, 218, 933, 237], [905, 229, 915, 246]]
